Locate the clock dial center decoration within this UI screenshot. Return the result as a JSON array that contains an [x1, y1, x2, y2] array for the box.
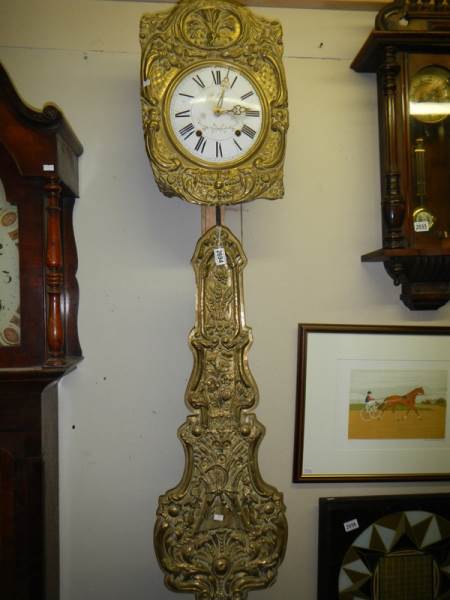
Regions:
[[140, 0, 288, 205], [0, 178, 20, 347]]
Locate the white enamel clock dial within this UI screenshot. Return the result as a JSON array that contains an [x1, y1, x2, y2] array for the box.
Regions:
[[0, 179, 20, 347], [167, 63, 264, 165]]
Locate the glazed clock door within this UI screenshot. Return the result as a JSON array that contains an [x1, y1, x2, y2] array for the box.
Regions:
[[0, 141, 46, 367], [407, 55, 450, 246], [0, 176, 20, 347]]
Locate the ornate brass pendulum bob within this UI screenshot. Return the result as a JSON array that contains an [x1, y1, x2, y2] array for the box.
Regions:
[[139, 1, 289, 597], [154, 225, 287, 599]]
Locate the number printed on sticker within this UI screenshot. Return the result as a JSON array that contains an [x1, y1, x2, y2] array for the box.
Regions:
[[214, 248, 227, 266], [343, 518, 359, 533], [414, 221, 430, 232]]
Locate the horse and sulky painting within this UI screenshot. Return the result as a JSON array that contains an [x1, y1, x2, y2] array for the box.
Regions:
[[348, 370, 447, 440]]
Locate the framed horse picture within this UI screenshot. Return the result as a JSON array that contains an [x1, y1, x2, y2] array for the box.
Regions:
[[293, 324, 450, 482]]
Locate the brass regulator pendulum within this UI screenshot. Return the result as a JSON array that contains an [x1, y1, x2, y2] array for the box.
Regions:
[[139, 1, 289, 597]]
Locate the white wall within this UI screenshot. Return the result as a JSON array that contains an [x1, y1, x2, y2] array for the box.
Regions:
[[1, 1, 450, 599]]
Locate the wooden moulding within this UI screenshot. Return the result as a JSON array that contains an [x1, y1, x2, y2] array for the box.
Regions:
[[142, 0, 387, 10]]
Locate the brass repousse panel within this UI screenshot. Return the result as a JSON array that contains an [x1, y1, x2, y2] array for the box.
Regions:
[[154, 225, 287, 599], [140, 0, 289, 206]]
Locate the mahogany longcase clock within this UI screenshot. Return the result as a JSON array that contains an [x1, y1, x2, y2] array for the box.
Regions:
[[0, 64, 83, 599]]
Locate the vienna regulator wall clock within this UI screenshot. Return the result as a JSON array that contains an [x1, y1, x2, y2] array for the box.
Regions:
[[140, 1, 289, 598], [0, 64, 83, 599], [352, 0, 450, 310]]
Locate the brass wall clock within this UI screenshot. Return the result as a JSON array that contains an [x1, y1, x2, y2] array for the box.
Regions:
[[140, 1, 288, 599], [352, 0, 450, 310], [140, 0, 288, 205]]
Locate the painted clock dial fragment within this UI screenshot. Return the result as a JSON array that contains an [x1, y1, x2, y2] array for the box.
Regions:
[[0, 178, 20, 347]]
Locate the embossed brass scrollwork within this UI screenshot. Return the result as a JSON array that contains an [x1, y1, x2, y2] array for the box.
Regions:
[[154, 226, 287, 599]]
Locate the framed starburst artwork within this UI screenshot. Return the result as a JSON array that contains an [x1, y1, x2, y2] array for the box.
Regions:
[[318, 493, 450, 600]]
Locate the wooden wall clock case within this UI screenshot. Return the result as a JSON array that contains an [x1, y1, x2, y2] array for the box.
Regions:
[[352, 0, 450, 310], [0, 64, 82, 599]]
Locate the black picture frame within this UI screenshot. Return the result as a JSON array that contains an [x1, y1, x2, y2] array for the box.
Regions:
[[318, 493, 450, 600]]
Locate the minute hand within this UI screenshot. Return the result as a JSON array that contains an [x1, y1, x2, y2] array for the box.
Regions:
[[214, 78, 230, 114], [214, 88, 226, 113]]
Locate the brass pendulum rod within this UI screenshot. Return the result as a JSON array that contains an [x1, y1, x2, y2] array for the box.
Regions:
[[412, 137, 435, 230], [414, 138, 427, 207], [201, 206, 225, 234]]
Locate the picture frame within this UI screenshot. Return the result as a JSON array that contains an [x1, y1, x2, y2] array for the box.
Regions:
[[317, 492, 450, 600], [293, 324, 450, 482]]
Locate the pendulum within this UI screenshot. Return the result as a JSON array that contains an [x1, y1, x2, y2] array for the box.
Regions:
[[154, 224, 287, 599]]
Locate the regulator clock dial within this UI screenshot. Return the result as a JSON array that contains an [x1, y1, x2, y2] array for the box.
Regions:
[[409, 65, 450, 124]]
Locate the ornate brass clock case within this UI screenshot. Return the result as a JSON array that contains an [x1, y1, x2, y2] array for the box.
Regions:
[[139, 0, 288, 206], [140, 1, 288, 598], [352, 0, 450, 310]]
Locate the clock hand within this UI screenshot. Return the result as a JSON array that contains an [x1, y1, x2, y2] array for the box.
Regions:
[[218, 104, 247, 116], [214, 88, 226, 114], [214, 77, 230, 114]]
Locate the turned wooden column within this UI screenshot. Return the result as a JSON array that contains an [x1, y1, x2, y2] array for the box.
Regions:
[[45, 177, 65, 366], [379, 46, 406, 250]]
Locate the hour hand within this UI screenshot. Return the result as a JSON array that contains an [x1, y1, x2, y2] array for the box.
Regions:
[[218, 104, 247, 116]]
